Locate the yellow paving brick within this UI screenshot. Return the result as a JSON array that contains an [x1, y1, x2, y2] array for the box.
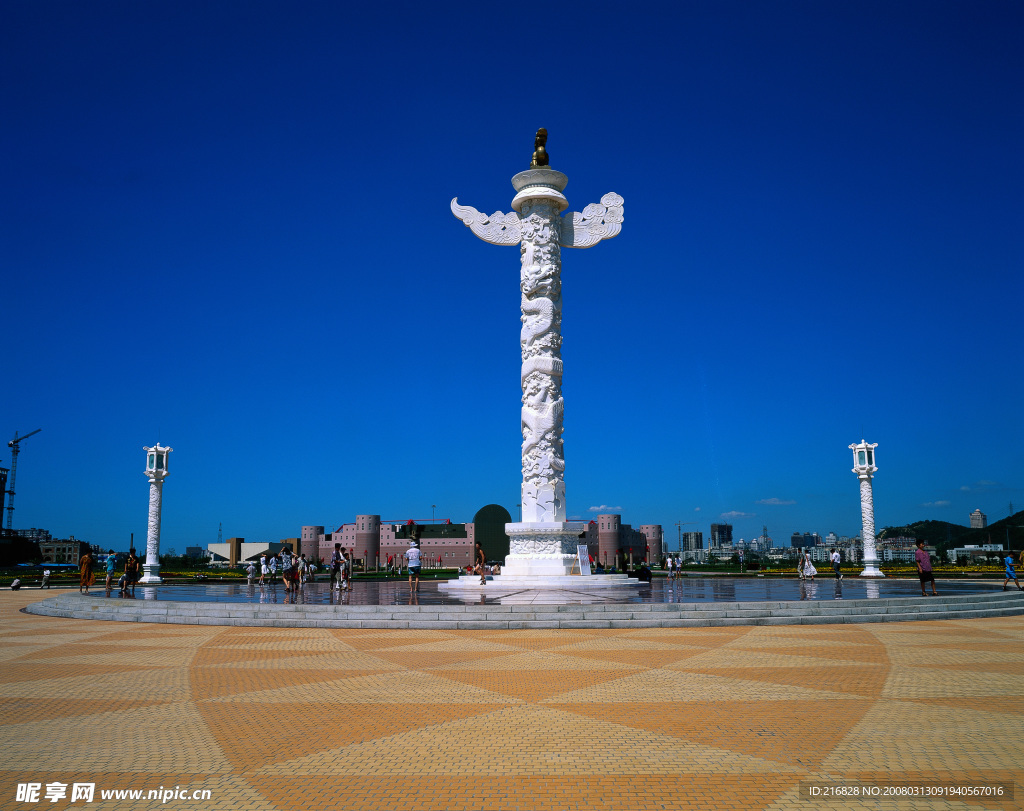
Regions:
[[0, 590, 1020, 810]]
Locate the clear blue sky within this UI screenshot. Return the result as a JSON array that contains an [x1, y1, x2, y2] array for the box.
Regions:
[[3, 1, 1021, 552]]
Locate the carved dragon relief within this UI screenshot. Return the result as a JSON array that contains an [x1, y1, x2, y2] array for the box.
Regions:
[[451, 181, 624, 525]]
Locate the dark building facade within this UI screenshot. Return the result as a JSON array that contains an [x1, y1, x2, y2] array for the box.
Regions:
[[710, 523, 733, 549]]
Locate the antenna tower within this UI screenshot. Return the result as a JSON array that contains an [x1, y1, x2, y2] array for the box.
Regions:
[[5, 429, 42, 532]]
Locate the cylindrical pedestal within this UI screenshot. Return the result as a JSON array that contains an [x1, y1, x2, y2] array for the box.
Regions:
[[139, 478, 164, 584], [503, 522, 585, 576], [858, 476, 885, 577]]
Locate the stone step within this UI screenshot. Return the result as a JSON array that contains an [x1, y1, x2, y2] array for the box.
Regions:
[[24, 590, 1024, 629]]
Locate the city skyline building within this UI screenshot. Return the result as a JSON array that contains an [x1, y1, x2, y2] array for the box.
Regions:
[[710, 523, 733, 550]]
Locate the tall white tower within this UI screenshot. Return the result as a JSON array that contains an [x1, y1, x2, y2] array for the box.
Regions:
[[849, 440, 884, 577], [139, 443, 172, 584], [450, 130, 624, 578]]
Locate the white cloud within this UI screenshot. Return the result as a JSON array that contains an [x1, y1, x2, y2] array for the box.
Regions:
[[756, 498, 795, 506], [921, 500, 951, 508], [976, 480, 999, 487], [694, 507, 701, 512], [720, 511, 755, 520], [960, 486, 971, 491], [588, 505, 622, 512]]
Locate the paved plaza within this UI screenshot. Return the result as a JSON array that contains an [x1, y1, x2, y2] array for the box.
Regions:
[[1, 589, 1021, 810]]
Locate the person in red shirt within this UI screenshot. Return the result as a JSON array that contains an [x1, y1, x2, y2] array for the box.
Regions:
[[915, 540, 938, 597]]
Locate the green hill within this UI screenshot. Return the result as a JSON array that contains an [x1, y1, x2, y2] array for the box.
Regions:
[[880, 511, 1024, 557]]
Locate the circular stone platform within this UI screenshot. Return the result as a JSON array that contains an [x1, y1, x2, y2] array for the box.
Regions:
[[23, 579, 1024, 629]]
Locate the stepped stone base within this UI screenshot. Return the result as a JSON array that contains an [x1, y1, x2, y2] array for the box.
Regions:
[[23, 589, 1024, 630], [439, 573, 638, 591]]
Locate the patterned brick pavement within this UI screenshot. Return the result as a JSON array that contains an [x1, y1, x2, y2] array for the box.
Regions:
[[1, 590, 1020, 810]]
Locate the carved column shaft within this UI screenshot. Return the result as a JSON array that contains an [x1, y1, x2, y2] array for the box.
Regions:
[[138, 477, 164, 583], [450, 150, 624, 579], [859, 476, 879, 565], [519, 198, 566, 524]]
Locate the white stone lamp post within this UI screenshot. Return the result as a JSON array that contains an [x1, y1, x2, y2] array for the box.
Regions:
[[451, 129, 624, 578], [139, 443, 172, 584], [849, 440, 884, 577]]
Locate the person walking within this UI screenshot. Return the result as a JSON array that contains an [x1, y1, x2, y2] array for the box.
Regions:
[[40, 568, 51, 589], [915, 540, 938, 596], [796, 552, 805, 580], [407, 539, 422, 592], [297, 554, 307, 585], [268, 554, 278, 584], [258, 554, 268, 586], [474, 543, 487, 586], [666, 555, 674, 581], [246, 561, 255, 586], [1004, 551, 1023, 592], [830, 548, 843, 580]]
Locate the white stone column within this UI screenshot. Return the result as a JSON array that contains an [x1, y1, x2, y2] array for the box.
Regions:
[[502, 169, 581, 574], [140, 443, 171, 584], [850, 440, 884, 577], [450, 134, 624, 581]]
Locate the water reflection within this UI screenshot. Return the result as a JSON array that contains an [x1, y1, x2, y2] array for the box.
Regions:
[[84, 577, 996, 606]]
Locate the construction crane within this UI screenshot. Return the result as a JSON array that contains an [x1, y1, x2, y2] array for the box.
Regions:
[[6, 428, 41, 532]]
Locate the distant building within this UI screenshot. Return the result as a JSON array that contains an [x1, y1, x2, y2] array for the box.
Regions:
[[38, 536, 88, 565], [682, 531, 703, 558], [382, 519, 474, 568], [640, 525, 663, 561], [790, 532, 821, 549], [583, 515, 649, 565], [947, 543, 1002, 563], [15, 527, 52, 543], [300, 507, 659, 569], [300, 526, 324, 561], [206, 538, 291, 566], [710, 523, 733, 550], [970, 509, 987, 529]]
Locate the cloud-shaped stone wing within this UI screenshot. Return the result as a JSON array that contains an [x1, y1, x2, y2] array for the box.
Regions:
[[559, 193, 624, 248], [451, 198, 522, 245]]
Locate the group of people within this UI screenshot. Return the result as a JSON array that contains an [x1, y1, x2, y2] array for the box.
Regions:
[[250, 549, 319, 592], [664, 555, 684, 579], [77, 548, 140, 596]]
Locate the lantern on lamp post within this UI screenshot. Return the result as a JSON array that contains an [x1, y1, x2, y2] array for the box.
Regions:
[[139, 443, 172, 584], [849, 440, 884, 577]]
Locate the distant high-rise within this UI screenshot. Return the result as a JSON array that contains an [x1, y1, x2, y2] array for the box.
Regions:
[[790, 532, 821, 549], [710, 523, 733, 549], [970, 509, 987, 529], [681, 531, 703, 554]]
